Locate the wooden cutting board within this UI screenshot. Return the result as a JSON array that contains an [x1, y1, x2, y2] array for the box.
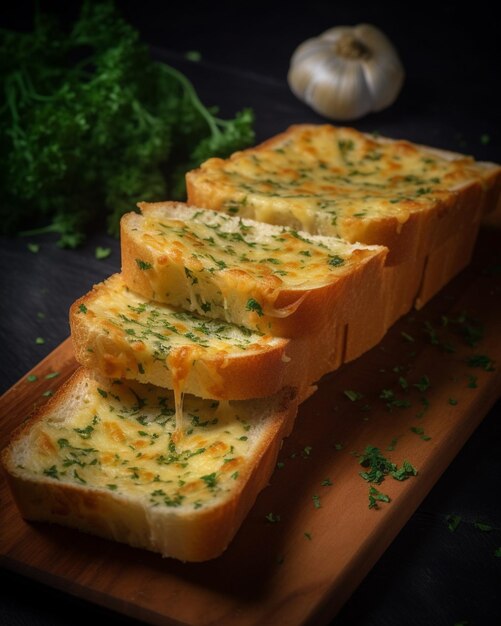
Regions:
[[1, 223, 500, 626]]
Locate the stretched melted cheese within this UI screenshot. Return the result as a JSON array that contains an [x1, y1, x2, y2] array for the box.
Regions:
[[15, 375, 262, 512], [71, 274, 292, 406], [122, 202, 384, 332], [187, 124, 493, 240]]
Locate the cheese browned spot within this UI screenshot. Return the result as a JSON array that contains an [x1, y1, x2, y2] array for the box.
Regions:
[[21, 377, 257, 511]]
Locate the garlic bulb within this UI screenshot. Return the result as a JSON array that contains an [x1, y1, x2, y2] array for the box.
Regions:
[[288, 24, 404, 120]]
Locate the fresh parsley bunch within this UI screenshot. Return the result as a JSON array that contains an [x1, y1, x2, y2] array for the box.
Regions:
[[0, 1, 254, 247]]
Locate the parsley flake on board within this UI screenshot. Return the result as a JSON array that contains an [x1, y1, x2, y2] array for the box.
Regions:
[[368, 486, 391, 509], [474, 522, 493, 532], [413, 376, 431, 393], [400, 331, 415, 342], [446, 514, 462, 532], [467, 375, 478, 388], [344, 390, 363, 402], [357, 446, 417, 509], [95, 246, 111, 260], [467, 354, 495, 371], [265, 512, 281, 523]]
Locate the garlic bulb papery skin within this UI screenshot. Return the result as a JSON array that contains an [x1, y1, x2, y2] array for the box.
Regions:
[[288, 24, 405, 120]]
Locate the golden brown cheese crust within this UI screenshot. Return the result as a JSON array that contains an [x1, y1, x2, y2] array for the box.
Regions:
[[2, 368, 299, 562], [186, 124, 501, 266]]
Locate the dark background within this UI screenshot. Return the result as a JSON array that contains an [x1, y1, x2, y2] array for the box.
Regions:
[[1, 2, 500, 625]]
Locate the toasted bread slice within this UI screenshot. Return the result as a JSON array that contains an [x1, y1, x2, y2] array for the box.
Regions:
[[70, 274, 302, 401], [186, 124, 501, 267], [120, 202, 387, 343], [1, 368, 299, 562]]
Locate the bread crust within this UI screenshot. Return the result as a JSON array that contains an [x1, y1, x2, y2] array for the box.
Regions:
[[1, 368, 299, 562]]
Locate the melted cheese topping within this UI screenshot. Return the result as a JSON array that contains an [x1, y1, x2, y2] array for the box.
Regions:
[[140, 205, 369, 287], [130, 204, 381, 327], [18, 376, 260, 511], [192, 125, 486, 237], [77, 274, 283, 428], [85, 274, 277, 358]]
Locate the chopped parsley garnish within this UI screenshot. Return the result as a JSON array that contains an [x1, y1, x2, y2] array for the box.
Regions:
[[358, 446, 417, 487], [246, 298, 264, 317], [467, 354, 495, 371], [95, 246, 111, 260], [107, 484, 118, 491], [265, 512, 281, 523], [410, 426, 431, 441], [312, 494, 321, 509], [201, 473, 218, 489], [97, 388, 108, 398], [35, 337, 45, 345], [446, 514, 461, 532], [73, 470, 87, 484], [344, 390, 363, 402], [45, 371, 60, 380], [135, 259, 153, 271], [386, 437, 398, 451], [413, 376, 431, 392], [391, 460, 417, 481], [328, 255, 345, 267], [368, 486, 390, 509], [467, 375, 478, 388], [304, 532, 312, 541], [448, 398, 458, 406], [27, 374, 38, 382], [474, 522, 492, 532], [79, 303, 88, 314], [400, 331, 415, 343], [301, 446, 313, 458], [27, 243, 40, 253], [73, 425, 94, 439], [43, 465, 59, 480], [321, 478, 333, 486]]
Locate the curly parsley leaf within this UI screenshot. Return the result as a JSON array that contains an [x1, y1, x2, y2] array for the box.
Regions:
[[0, 1, 254, 247]]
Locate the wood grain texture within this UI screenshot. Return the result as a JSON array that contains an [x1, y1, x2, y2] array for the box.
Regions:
[[1, 223, 501, 626]]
